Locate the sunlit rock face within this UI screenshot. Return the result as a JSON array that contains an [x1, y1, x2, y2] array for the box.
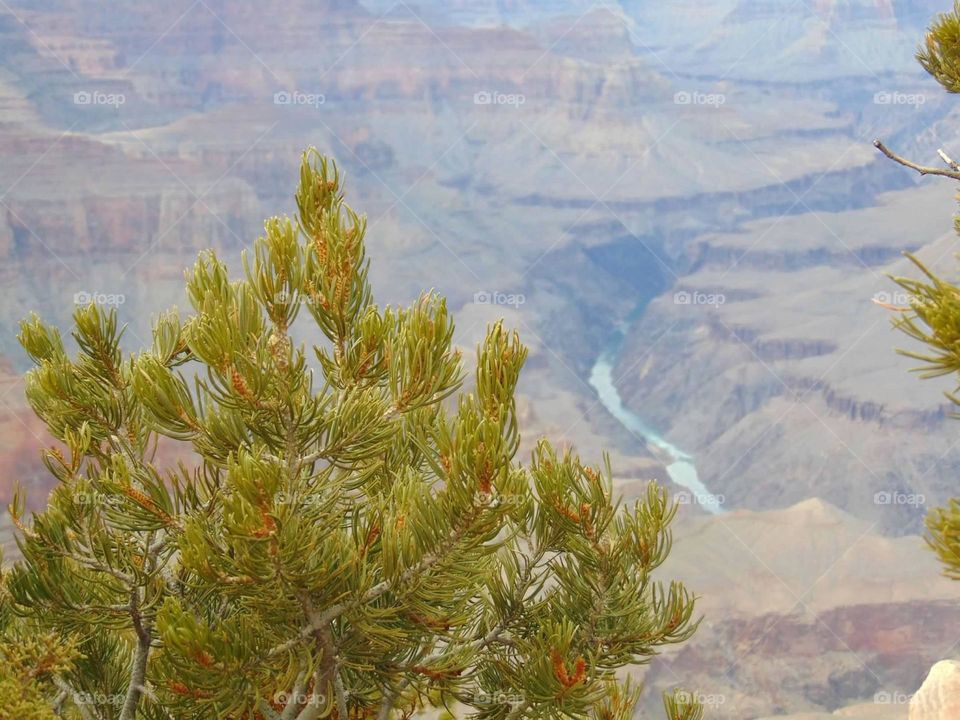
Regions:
[[909, 661, 960, 720]]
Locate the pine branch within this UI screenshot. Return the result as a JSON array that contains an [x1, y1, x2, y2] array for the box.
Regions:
[[376, 542, 547, 718], [269, 558, 439, 657], [278, 668, 311, 720], [333, 672, 348, 720], [118, 587, 151, 720], [874, 139, 960, 180], [293, 667, 325, 720], [258, 701, 282, 720], [63, 554, 135, 585], [376, 686, 400, 720], [52, 676, 101, 720], [270, 508, 480, 658], [314, 621, 339, 704]]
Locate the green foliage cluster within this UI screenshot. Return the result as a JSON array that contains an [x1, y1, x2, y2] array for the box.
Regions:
[[919, 1, 960, 93], [884, 2, 960, 586], [889, 256, 960, 578], [1, 149, 702, 719]]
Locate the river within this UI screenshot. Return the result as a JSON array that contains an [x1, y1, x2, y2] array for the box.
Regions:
[[587, 325, 724, 514]]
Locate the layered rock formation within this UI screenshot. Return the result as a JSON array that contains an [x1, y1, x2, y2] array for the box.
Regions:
[[637, 500, 959, 718], [613, 180, 960, 535], [0, 0, 909, 506]]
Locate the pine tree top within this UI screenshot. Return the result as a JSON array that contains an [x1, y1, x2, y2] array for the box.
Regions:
[[1, 149, 702, 720]]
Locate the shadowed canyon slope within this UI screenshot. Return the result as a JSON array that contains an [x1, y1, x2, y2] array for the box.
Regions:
[[613, 180, 960, 535]]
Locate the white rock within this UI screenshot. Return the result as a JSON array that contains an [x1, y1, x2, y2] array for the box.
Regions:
[[909, 660, 960, 720]]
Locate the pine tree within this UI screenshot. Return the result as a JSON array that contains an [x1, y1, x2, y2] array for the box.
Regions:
[[877, 1, 960, 579], [0, 149, 703, 719]]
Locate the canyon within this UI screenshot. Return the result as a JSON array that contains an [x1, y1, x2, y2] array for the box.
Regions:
[[0, 0, 958, 716]]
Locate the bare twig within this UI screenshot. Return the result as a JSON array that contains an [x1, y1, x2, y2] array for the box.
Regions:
[[52, 688, 68, 715], [939, 148, 960, 171], [52, 676, 100, 720], [872, 298, 912, 312], [874, 139, 960, 180]]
